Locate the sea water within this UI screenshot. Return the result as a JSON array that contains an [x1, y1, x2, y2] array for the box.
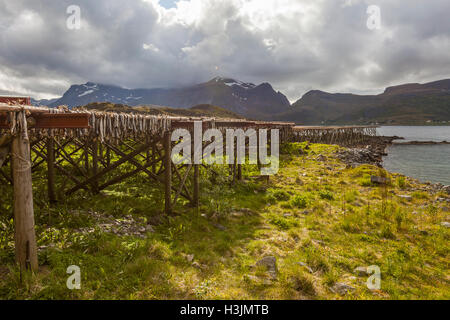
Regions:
[[378, 126, 450, 185]]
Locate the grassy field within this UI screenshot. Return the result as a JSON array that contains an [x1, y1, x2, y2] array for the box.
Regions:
[[0, 142, 449, 300]]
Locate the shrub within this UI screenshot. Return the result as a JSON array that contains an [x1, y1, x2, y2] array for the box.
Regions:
[[290, 194, 311, 208], [319, 190, 334, 200], [397, 176, 407, 189]]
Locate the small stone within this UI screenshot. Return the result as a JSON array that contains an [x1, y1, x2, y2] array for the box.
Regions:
[[146, 225, 155, 233], [283, 213, 293, 218], [192, 262, 202, 269], [398, 195, 412, 201], [371, 176, 390, 185], [256, 256, 278, 280], [441, 222, 450, 228], [212, 223, 227, 231], [331, 283, 355, 295], [301, 210, 311, 215], [353, 266, 369, 277], [186, 254, 194, 262]]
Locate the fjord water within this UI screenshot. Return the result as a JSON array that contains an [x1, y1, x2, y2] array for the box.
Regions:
[[377, 126, 450, 185]]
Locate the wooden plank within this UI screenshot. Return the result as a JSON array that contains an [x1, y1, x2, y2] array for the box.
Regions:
[[164, 132, 172, 215], [0, 113, 90, 129], [193, 164, 199, 208]]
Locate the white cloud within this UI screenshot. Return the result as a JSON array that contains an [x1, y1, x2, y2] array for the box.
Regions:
[[0, 0, 449, 102]]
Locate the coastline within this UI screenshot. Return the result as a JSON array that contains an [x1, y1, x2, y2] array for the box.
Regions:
[[336, 134, 450, 193]]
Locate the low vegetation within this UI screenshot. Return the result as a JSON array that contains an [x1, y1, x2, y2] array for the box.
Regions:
[[0, 142, 449, 299]]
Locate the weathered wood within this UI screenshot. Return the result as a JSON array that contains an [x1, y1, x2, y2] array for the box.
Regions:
[[11, 112, 38, 271], [193, 164, 199, 208], [92, 139, 99, 193], [173, 164, 192, 205], [47, 137, 57, 203], [164, 132, 172, 215], [66, 143, 153, 195], [237, 164, 243, 181]]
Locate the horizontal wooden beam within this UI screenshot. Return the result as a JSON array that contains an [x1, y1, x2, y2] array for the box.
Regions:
[[0, 113, 90, 129]]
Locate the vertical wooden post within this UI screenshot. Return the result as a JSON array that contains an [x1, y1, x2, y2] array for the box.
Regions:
[[11, 112, 38, 271], [193, 164, 199, 208], [237, 164, 243, 181], [163, 132, 172, 215], [84, 141, 89, 173], [92, 139, 99, 193], [47, 137, 57, 203]]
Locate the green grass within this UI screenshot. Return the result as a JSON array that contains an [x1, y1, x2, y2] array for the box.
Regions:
[[0, 143, 449, 300]]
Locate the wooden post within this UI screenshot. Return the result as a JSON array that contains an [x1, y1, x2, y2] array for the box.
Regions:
[[11, 112, 38, 271], [47, 137, 57, 203], [92, 139, 99, 193], [193, 164, 199, 208], [163, 132, 172, 215], [84, 141, 89, 173], [237, 164, 243, 181]]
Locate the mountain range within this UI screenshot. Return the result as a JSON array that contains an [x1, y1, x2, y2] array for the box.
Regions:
[[33, 78, 450, 124], [37, 77, 290, 119]]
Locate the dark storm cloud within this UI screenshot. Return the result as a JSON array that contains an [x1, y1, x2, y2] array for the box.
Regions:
[[0, 0, 449, 101]]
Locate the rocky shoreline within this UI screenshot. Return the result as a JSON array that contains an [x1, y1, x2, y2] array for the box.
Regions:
[[334, 135, 450, 196], [335, 135, 400, 167]]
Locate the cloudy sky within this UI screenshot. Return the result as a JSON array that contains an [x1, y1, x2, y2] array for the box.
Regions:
[[1, 0, 449, 102]]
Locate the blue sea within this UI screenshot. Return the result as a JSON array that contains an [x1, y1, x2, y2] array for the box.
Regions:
[[377, 126, 450, 185]]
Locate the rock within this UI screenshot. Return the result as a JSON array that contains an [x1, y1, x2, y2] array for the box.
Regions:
[[398, 195, 412, 201], [146, 224, 155, 233], [256, 256, 278, 280], [283, 213, 293, 218], [186, 254, 194, 262], [442, 185, 450, 195], [331, 283, 355, 295], [300, 210, 311, 215], [212, 223, 227, 231], [441, 222, 450, 228], [326, 166, 333, 170], [297, 262, 314, 274], [353, 266, 369, 277], [312, 239, 326, 246], [371, 176, 390, 185]]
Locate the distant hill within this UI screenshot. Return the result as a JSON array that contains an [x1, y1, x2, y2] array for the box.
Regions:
[[277, 79, 450, 125], [77, 102, 243, 119], [32, 78, 450, 124], [39, 77, 290, 119]]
